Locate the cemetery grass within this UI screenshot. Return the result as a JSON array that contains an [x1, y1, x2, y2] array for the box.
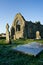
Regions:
[[0, 39, 43, 65]]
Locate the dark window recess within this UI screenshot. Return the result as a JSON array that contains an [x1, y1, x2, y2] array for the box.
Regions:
[[11, 27, 15, 39], [16, 25, 20, 31]]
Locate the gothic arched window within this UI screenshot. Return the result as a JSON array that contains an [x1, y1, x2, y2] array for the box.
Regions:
[[16, 20, 20, 31]]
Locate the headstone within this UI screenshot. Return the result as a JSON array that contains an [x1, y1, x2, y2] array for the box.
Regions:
[[36, 31, 41, 39], [6, 23, 10, 43]]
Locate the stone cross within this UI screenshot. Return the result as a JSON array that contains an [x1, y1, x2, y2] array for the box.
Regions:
[[6, 23, 10, 43]]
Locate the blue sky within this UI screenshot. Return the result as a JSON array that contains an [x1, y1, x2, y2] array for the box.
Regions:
[[0, 0, 43, 33]]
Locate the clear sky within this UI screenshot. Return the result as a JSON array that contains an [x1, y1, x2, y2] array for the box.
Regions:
[[0, 0, 43, 33]]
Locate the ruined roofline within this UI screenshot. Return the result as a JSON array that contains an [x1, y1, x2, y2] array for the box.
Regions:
[[12, 13, 43, 26], [15, 13, 26, 21], [26, 21, 43, 26], [11, 13, 26, 26]]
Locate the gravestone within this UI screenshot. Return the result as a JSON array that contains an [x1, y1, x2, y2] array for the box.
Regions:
[[6, 23, 10, 43], [12, 42, 43, 56], [36, 31, 41, 39]]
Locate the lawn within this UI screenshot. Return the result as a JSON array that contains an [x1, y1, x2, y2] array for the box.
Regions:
[[0, 39, 43, 65]]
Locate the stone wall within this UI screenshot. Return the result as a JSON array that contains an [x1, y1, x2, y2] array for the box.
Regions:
[[10, 13, 25, 40], [10, 13, 43, 40]]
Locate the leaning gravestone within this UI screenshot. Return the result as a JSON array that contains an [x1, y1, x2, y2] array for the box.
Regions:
[[36, 31, 41, 39], [6, 23, 10, 43]]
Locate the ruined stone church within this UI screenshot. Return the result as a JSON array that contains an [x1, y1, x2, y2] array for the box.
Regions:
[[10, 13, 43, 40]]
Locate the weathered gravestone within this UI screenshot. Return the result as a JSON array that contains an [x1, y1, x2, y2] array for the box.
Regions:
[[36, 31, 41, 39], [6, 23, 10, 43]]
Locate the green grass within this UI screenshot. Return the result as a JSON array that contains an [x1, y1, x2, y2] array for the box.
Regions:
[[13, 39, 43, 46], [0, 39, 43, 65], [0, 39, 6, 44]]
